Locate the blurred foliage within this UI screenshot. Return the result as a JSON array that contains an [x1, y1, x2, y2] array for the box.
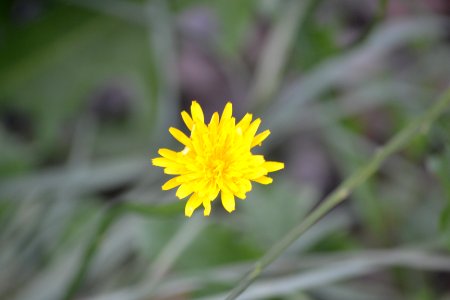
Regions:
[[1, 0, 450, 299]]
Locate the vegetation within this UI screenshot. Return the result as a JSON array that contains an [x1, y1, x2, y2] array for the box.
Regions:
[[1, 1, 450, 299]]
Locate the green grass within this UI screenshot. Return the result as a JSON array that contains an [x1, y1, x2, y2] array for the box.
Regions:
[[1, 1, 450, 300]]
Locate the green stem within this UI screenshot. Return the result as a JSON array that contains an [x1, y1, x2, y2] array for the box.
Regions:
[[225, 88, 450, 300]]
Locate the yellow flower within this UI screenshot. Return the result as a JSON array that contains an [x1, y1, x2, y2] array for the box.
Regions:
[[152, 101, 284, 217]]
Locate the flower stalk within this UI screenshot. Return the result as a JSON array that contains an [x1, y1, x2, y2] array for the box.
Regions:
[[225, 87, 450, 299]]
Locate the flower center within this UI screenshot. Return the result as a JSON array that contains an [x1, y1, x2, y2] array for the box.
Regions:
[[209, 158, 225, 179]]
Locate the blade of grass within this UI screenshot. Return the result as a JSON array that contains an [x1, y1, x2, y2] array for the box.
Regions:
[[62, 205, 122, 300], [267, 80, 433, 148], [61, 200, 184, 300], [83, 239, 444, 300], [225, 88, 450, 299], [247, 0, 313, 110], [0, 157, 149, 198], [324, 124, 387, 238], [147, 219, 206, 280], [145, 0, 179, 141], [217, 249, 450, 300], [134, 216, 205, 300], [266, 17, 443, 132]]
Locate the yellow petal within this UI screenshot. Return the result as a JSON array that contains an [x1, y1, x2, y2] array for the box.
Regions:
[[158, 148, 178, 159], [246, 168, 268, 179], [221, 190, 235, 213], [249, 155, 265, 165], [234, 191, 246, 200], [185, 194, 202, 217], [162, 177, 181, 190], [223, 181, 245, 199], [207, 185, 220, 201], [251, 130, 270, 148], [181, 111, 193, 131], [224, 180, 239, 194], [164, 167, 182, 175], [253, 176, 273, 185], [176, 184, 193, 199], [263, 161, 285, 172], [236, 113, 253, 131], [237, 179, 252, 192], [245, 118, 261, 139], [169, 127, 191, 147], [221, 102, 233, 122], [191, 100, 204, 123], [208, 112, 219, 131], [152, 157, 171, 167], [203, 200, 212, 216]]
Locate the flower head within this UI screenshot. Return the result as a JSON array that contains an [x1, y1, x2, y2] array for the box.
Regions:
[[152, 101, 284, 217]]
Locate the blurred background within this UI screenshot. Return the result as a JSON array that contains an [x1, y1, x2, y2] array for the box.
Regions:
[[1, 0, 450, 299]]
